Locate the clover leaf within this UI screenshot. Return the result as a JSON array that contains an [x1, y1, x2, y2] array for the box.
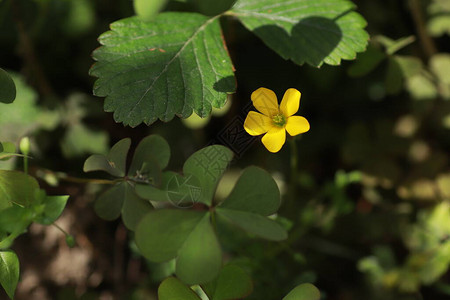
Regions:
[[83, 134, 170, 230]]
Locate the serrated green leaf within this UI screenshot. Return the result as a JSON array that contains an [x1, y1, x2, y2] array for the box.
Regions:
[[231, 0, 369, 67], [158, 277, 201, 300], [128, 135, 170, 176], [121, 183, 152, 231], [202, 264, 253, 300], [135, 209, 205, 262], [0, 250, 19, 299], [83, 138, 130, 177], [134, 0, 168, 21], [0, 68, 16, 104], [176, 213, 222, 284], [0, 170, 40, 210], [36, 195, 69, 225], [283, 283, 320, 300], [183, 145, 233, 206], [219, 166, 280, 216], [216, 208, 287, 241], [94, 182, 126, 220], [90, 13, 236, 127]]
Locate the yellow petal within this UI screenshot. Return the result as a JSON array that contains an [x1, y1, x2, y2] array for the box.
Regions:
[[285, 116, 310, 136], [251, 87, 279, 117], [280, 88, 301, 117], [261, 127, 286, 153], [244, 111, 273, 136]]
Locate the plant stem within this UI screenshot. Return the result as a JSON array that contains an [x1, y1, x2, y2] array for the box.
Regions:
[[289, 137, 298, 184], [409, 0, 437, 59], [23, 156, 28, 175], [52, 222, 69, 236], [38, 169, 121, 185]]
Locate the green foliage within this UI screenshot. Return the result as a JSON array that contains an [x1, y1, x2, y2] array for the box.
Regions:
[[84, 135, 169, 230], [131, 141, 284, 285], [158, 277, 201, 300], [0, 250, 19, 299], [202, 264, 253, 300], [90, 13, 236, 127], [283, 283, 320, 300], [230, 0, 368, 67], [0, 170, 39, 210], [0, 68, 15, 104], [134, 0, 168, 21], [91, 0, 369, 126]]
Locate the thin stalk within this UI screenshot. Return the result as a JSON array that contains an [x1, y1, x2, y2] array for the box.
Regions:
[[23, 155, 28, 174]]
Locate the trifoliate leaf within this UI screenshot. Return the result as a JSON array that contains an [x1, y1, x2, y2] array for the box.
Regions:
[[230, 0, 369, 67], [90, 13, 236, 127]]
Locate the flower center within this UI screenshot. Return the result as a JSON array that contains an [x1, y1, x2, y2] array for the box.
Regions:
[[272, 113, 286, 127]]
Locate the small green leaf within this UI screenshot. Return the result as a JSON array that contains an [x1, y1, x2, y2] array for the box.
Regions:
[[121, 184, 152, 231], [158, 277, 201, 300], [90, 13, 236, 126], [176, 213, 222, 284], [0, 170, 40, 210], [202, 264, 253, 300], [347, 45, 386, 77], [219, 166, 280, 216], [94, 182, 126, 220], [283, 283, 320, 300], [135, 209, 205, 262], [83, 138, 130, 177], [36, 195, 70, 225], [183, 145, 233, 206], [134, 0, 168, 21], [128, 135, 170, 176], [216, 208, 287, 241], [0, 142, 16, 161], [231, 0, 369, 67], [0, 250, 19, 299], [0, 68, 16, 104]]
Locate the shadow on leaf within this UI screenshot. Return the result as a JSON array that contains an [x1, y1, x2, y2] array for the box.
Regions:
[[252, 16, 343, 67]]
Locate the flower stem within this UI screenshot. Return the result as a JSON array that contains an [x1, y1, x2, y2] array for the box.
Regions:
[[289, 137, 298, 186]]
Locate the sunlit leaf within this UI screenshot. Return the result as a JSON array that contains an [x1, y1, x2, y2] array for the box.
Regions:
[[231, 0, 369, 67], [158, 277, 201, 300], [283, 283, 320, 300], [0, 250, 19, 299], [0, 170, 39, 210], [90, 13, 235, 126]]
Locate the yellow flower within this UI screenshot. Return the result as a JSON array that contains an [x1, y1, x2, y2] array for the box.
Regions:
[[244, 87, 310, 153]]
